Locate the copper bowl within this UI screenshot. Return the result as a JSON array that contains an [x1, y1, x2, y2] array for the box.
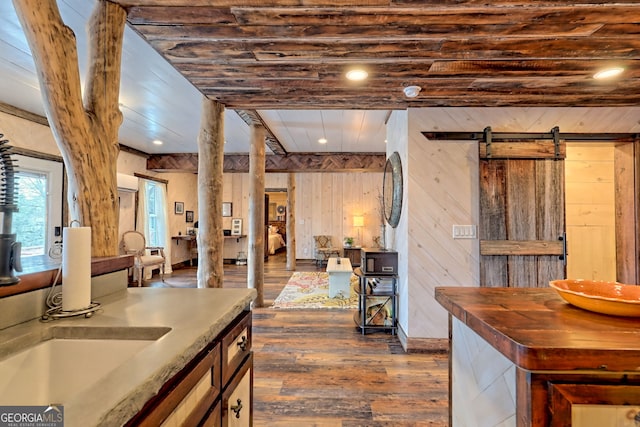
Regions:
[[549, 279, 640, 317]]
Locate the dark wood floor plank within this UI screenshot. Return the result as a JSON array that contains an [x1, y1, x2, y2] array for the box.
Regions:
[[149, 253, 449, 426]]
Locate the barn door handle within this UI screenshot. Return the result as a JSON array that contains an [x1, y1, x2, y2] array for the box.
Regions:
[[559, 233, 567, 265]]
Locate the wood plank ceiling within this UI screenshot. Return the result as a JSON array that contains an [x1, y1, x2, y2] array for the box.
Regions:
[[111, 1, 640, 110]]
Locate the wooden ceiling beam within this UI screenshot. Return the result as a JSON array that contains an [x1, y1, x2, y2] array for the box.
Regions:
[[118, 0, 638, 6], [149, 38, 640, 63], [178, 60, 640, 80], [234, 109, 287, 155], [146, 153, 386, 173], [219, 94, 640, 110], [127, 5, 640, 27], [113, 0, 640, 109], [132, 23, 613, 41]]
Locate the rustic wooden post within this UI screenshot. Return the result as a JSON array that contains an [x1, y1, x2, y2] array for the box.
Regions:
[[13, 0, 125, 256], [286, 173, 296, 271], [197, 98, 224, 288], [248, 124, 266, 306]]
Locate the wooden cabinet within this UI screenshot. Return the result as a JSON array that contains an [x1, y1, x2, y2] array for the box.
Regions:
[[436, 287, 640, 426], [222, 353, 253, 426], [125, 310, 253, 427], [342, 247, 361, 267], [353, 268, 397, 335]]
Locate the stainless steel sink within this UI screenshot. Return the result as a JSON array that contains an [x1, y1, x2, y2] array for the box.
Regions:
[[0, 326, 171, 405]]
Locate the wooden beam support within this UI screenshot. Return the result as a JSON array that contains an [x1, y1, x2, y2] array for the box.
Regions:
[[248, 124, 266, 307], [147, 152, 385, 173], [14, 0, 126, 256], [235, 110, 287, 155], [286, 173, 296, 271], [197, 98, 225, 288]]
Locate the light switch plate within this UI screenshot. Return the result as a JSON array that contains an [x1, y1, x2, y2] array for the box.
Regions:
[[452, 225, 477, 239]]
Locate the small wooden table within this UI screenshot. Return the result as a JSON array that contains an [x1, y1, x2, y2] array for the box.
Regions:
[[172, 235, 197, 266], [326, 257, 352, 298]]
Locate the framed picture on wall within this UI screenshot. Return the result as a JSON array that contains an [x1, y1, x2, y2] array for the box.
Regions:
[[222, 202, 232, 217], [175, 201, 184, 214], [231, 218, 242, 236], [185, 210, 194, 223]]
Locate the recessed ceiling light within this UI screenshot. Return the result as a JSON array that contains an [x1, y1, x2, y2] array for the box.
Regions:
[[152, 139, 163, 145], [318, 138, 328, 144], [346, 69, 368, 81], [593, 67, 624, 79]]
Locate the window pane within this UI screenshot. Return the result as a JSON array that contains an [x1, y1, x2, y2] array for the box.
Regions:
[[146, 181, 160, 247], [14, 171, 47, 257]]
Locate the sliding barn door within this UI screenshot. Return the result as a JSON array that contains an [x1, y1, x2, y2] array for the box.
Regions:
[[479, 141, 566, 287]]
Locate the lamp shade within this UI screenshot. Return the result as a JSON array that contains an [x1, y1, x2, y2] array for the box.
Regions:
[[353, 216, 364, 227]]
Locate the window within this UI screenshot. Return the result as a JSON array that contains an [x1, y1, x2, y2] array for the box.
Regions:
[[144, 180, 164, 247], [137, 178, 171, 274], [13, 155, 63, 266], [15, 170, 47, 256]]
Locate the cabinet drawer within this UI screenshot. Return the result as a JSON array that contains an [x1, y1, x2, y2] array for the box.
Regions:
[[200, 400, 222, 427], [222, 311, 252, 385], [222, 353, 253, 427], [126, 342, 221, 427]]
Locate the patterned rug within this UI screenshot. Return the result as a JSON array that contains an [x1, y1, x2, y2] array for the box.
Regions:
[[271, 271, 358, 309]]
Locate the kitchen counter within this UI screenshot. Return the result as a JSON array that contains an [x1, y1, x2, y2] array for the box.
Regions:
[[435, 287, 640, 426], [0, 287, 256, 426]]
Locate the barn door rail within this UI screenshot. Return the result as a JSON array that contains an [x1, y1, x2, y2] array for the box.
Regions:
[[422, 129, 638, 143]]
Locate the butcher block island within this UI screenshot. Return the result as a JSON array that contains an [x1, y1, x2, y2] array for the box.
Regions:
[[0, 287, 256, 426], [435, 287, 640, 427]]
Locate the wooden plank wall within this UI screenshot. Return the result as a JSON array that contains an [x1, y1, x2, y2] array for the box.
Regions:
[[404, 110, 481, 341], [222, 171, 383, 260], [565, 143, 616, 280]]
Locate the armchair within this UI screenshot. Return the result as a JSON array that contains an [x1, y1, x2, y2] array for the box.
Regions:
[[313, 235, 341, 267], [121, 231, 166, 287]]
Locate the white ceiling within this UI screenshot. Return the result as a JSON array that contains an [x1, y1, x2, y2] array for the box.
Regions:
[[0, 0, 389, 155]]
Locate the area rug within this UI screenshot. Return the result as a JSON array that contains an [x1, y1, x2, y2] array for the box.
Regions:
[[271, 271, 358, 309]]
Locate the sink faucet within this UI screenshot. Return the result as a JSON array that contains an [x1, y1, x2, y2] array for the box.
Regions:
[[0, 134, 21, 286]]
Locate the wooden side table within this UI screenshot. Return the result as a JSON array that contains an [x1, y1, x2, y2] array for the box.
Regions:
[[343, 247, 361, 267], [172, 235, 197, 266]]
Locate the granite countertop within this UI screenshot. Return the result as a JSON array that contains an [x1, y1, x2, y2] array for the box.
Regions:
[[435, 286, 640, 372], [0, 287, 256, 426]]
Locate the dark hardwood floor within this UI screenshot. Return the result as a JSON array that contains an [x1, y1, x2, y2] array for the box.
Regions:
[[149, 253, 449, 426]]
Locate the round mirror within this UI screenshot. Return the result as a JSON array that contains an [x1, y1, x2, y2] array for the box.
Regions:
[[382, 151, 403, 228]]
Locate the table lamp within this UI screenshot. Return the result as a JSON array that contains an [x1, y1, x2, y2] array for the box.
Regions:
[[353, 215, 364, 246]]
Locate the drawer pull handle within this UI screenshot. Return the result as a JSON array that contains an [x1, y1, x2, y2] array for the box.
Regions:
[[237, 335, 248, 351], [231, 398, 243, 418]]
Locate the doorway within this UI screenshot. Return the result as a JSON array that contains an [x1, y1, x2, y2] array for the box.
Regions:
[[265, 189, 287, 255], [565, 142, 638, 283]]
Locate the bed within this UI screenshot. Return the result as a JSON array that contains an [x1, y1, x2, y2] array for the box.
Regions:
[[268, 226, 286, 255]]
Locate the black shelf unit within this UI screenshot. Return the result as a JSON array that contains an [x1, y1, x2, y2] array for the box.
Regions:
[[353, 267, 398, 335]]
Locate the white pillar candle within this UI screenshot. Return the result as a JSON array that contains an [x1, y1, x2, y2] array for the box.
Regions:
[[62, 226, 91, 311]]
